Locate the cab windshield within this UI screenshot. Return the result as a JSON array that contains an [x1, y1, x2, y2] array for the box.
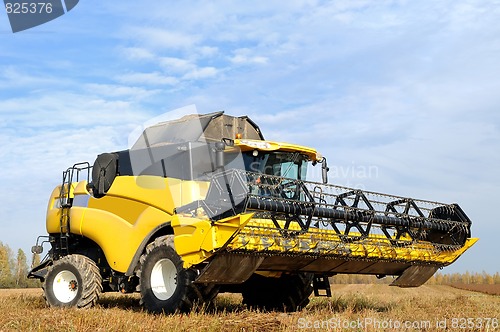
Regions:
[[242, 151, 309, 180]]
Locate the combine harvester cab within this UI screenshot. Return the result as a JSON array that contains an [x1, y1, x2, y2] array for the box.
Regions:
[[28, 111, 477, 313]]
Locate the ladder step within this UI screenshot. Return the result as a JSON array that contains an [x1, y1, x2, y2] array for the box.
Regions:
[[313, 275, 332, 297]]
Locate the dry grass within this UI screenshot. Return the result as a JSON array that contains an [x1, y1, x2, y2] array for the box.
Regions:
[[0, 285, 499, 331]]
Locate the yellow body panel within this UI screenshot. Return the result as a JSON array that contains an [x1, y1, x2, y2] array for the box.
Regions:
[[46, 176, 211, 273], [46, 183, 77, 234], [166, 178, 210, 209], [70, 204, 170, 272], [46, 186, 64, 234], [94, 176, 175, 215], [172, 213, 254, 267]]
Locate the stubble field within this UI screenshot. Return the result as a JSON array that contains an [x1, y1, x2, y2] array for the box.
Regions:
[[450, 284, 500, 296], [0, 284, 499, 331]]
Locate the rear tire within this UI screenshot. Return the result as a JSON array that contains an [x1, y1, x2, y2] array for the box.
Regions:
[[242, 272, 313, 312], [137, 235, 217, 314], [43, 254, 102, 308]]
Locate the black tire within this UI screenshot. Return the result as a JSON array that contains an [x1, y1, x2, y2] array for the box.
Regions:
[[137, 235, 218, 314], [242, 272, 314, 312], [43, 254, 102, 308]]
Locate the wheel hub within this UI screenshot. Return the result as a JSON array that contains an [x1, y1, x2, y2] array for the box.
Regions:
[[150, 259, 177, 301], [53, 270, 79, 303], [69, 280, 78, 290]]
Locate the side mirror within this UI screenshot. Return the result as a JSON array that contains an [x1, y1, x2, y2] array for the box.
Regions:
[[321, 158, 329, 184], [215, 142, 225, 169], [31, 245, 43, 254]]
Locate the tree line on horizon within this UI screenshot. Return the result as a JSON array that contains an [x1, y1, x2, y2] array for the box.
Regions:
[[0, 242, 40, 288], [1, 241, 499, 288], [331, 271, 500, 285]]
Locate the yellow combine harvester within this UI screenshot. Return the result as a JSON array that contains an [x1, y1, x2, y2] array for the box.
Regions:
[[28, 112, 476, 313]]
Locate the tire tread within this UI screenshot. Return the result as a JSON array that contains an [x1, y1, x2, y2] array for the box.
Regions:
[[43, 254, 102, 309]]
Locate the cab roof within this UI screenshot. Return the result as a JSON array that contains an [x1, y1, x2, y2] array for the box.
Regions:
[[234, 139, 321, 162]]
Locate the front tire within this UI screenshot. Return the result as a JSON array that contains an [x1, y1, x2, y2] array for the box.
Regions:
[[43, 254, 102, 308], [137, 235, 205, 314]]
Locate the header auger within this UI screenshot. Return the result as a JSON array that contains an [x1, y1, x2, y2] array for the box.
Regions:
[[28, 111, 476, 313]]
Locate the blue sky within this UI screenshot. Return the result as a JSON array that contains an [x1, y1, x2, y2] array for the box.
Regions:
[[1, 1, 499, 273]]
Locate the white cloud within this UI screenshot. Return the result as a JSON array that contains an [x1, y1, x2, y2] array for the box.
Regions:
[[127, 27, 200, 50], [116, 72, 179, 86], [120, 47, 156, 61], [182, 66, 218, 80], [230, 54, 268, 64], [197, 46, 219, 57], [158, 57, 218, 81], [159, 57, 195, 73], [0, 66, 69, 89], [230, 48, 268, 65], [0, 92, 149, 130], [84, 83, 161, 100]]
